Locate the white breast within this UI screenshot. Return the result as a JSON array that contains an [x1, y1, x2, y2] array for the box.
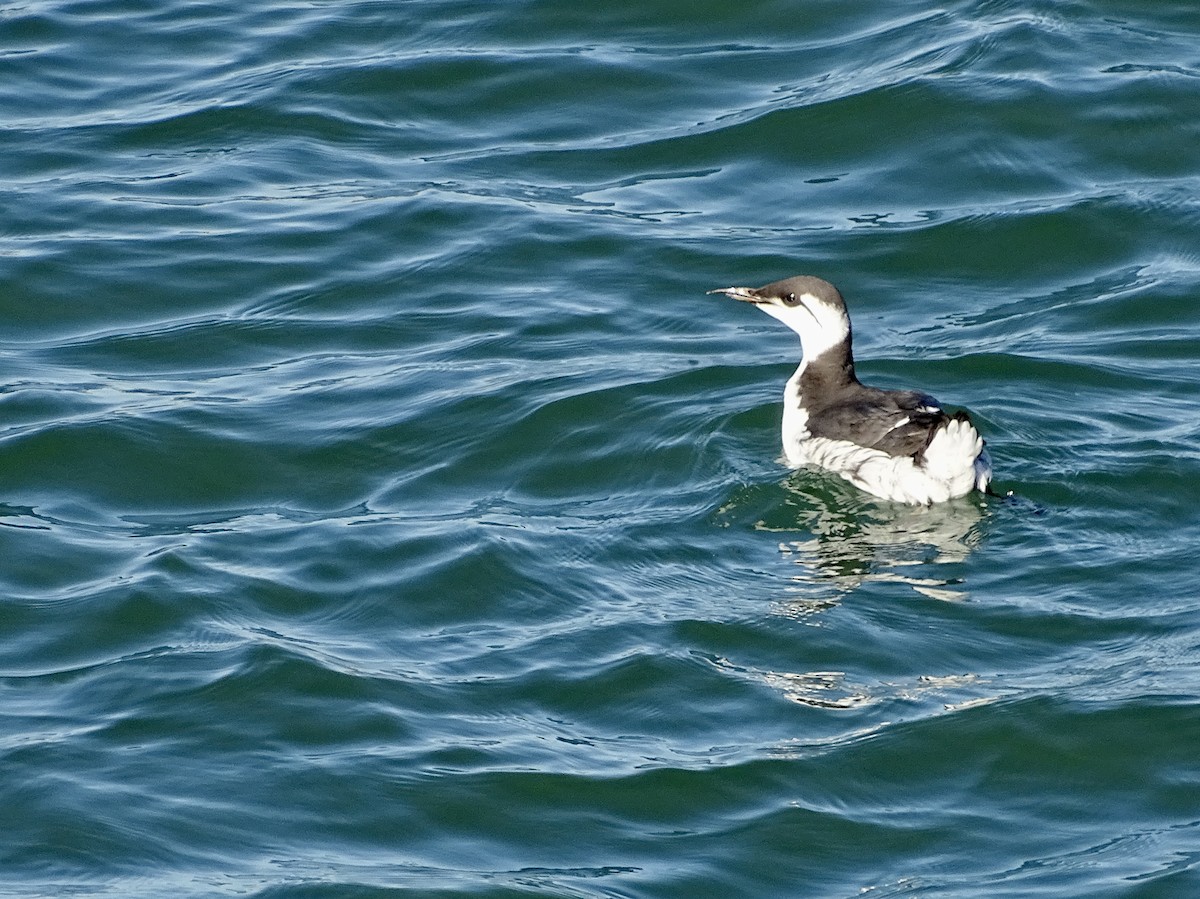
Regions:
[[781, 364, 811, 463]]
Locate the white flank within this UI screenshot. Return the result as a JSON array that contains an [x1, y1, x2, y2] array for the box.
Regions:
[[784, 416, 992, 504]]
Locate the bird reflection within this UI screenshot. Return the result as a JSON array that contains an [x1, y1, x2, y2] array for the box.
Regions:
[[712, 472, 999, 710], [717, 470, 992, 611], [771, 471, 989, 604]]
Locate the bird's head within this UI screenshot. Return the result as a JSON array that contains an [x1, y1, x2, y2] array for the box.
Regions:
[[708, 275, 851, 361]]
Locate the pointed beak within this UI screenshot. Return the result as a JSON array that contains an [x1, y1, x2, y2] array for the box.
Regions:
[[707, 286, 763, 304]]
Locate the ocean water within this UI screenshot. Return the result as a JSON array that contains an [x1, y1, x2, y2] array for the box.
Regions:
[[3, 1, 1200, 896]]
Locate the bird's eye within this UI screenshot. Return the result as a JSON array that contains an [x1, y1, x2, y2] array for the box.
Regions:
[[783, 293, 798, 306]]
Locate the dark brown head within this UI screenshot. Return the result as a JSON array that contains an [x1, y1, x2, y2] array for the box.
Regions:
[[709, 275, 852, 360]]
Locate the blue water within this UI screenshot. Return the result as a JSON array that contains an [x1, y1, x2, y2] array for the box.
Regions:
[[3, 1, 1200, 896]]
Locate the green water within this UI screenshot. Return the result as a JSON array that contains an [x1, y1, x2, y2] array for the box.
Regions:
[[3, 1, 1200, 897]]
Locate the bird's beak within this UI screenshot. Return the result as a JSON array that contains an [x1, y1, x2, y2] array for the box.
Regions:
[[707, 286, 763, 304]]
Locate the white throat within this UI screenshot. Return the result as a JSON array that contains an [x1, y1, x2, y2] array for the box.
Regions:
[[757, 294, 850, 364]]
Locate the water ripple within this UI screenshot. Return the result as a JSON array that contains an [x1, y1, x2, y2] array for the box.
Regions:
[[3, 1, 1200, 896]]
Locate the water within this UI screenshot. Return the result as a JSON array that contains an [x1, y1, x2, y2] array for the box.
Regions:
[[3, 1, 1200, 896]]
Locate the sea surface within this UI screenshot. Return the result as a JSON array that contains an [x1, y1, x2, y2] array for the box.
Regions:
[[3, 1, 1200, 897]]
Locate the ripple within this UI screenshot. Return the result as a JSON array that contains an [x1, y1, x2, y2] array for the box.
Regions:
[[3, 0, 1200, 896]]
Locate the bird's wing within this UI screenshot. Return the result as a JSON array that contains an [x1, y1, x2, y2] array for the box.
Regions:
[[807, 389, 949, 460]]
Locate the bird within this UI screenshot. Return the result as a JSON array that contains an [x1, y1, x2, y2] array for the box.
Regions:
[[710, 275, 992, 504]]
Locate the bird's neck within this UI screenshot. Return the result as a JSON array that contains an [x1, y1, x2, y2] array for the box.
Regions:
[[795, 338, 858, 394]]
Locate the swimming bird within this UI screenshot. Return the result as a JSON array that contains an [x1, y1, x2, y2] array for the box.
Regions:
[[710, 275, 992, 504]]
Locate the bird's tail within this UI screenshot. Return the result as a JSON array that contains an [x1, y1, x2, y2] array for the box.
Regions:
[[924, 412, 992, 495]]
